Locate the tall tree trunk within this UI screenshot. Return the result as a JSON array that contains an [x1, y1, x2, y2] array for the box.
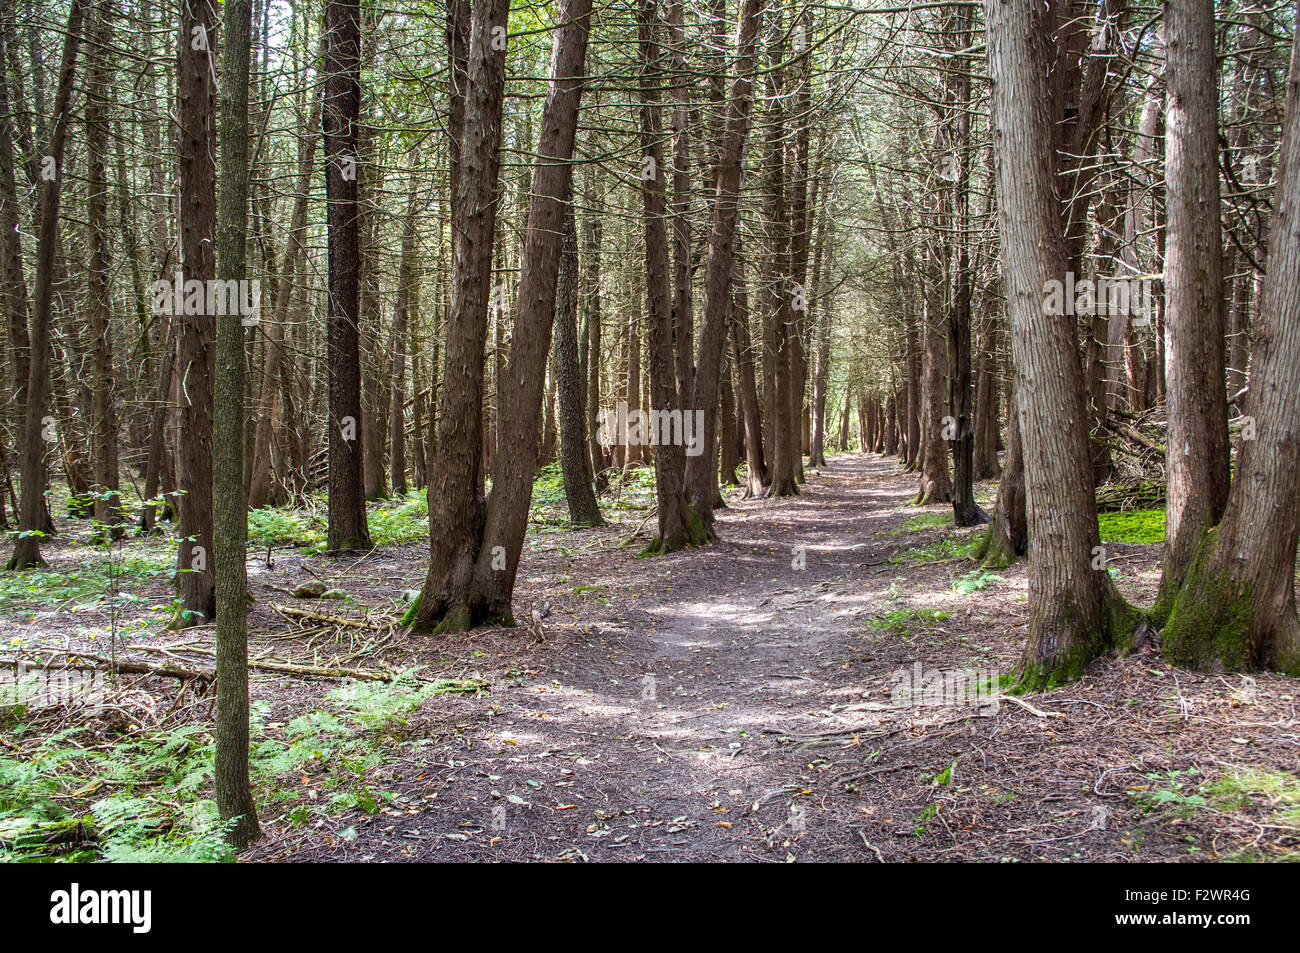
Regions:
[[638, 0, 703, 553], [388, 173, 420, 497], [985, 0, 1140, 689], [945, 3, 983, 526], [408, 0, 587, 631], [582, 206, 607, 490], [0, 0, 30, 465], [1161, 6, 1300, 674], [171, 0, 218, 622], [323, 0, 371, 552], [85, 0, 122, 539], [684, 0, 763, 533], [6, 0, 81, 571], [554, 200, 603, 526], [1154, 0, 1231, 622], [212, 0, 259, 849]]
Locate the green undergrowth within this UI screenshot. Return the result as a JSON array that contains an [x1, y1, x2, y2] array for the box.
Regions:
[[0, 669, 484, 862], [890, 532, 983, 565], [1097, 509, 1166, 545], [866, 607, 952, 636], [0, 544, 173, 613]]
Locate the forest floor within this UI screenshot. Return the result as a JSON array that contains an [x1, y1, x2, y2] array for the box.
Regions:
[[3, 454, 1298, 863]]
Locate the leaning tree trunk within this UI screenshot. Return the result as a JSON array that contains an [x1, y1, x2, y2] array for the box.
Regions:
[[408, 0, 587, 632], [985, 0, 1140, 689], [684, 0, 763, 533], [1161, 10, 1300, 676], [406, 0, 505, 632], [1154, 0, 1231, 623]]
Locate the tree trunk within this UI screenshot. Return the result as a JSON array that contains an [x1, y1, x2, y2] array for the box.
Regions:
[[408, 0, 588, 631], [388, 173, 420, 498], [170, 0, 217, 622], [985, 0, 1140, 689], [1161, 9, 1300, 674], [6, 0, 81, 571], [84, 0, 122, 539], [1154, 0, 1231, 622], [323, 0, 371, 552], [731, 259, 767, 498], [684, 0, 763, 533], [554, 201, 603, 526], [212, 0, 260, 849], [638, 0, 704, 553]]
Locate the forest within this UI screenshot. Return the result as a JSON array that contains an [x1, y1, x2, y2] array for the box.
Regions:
[[0, 0, 1296, 872]]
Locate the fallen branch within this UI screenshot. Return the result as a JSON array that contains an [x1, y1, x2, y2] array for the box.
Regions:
[[273, 604, 394, 630], [126, 644, 397, 682], [997, 694, 1066, 719]]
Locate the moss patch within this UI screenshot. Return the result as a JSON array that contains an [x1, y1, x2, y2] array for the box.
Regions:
[[1097, 509, 1165, 544]]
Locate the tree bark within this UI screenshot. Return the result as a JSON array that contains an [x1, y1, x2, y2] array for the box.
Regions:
[[1154, 0, 1231, 622], [323, 0, 371, 552], [554, 201, 603, 526], [985, 0, 1140, 689], [1161, 7, 1300, 674], [212, 0, 260, 849]]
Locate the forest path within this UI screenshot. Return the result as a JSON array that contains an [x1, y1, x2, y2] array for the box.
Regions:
[[302, 453, 957, 862], [277, 454, 1288, 864]]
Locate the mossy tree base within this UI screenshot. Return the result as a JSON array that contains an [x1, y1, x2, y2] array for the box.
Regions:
[[1014, 588, 1147, 693], [639, 503, 714, 557], [1160, 530, 1300, 675]]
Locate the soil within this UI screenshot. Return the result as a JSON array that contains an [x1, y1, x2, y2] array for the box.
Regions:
[[6, 453, 1299, 862]]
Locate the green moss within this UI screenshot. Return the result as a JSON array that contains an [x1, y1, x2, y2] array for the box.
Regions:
[[1158, 527, 1264, 671], [974, 524, 1018, 569], [1014, 587, 1144, 692], [1096, 509, 1166, 544], [399, 591, 422, 627]]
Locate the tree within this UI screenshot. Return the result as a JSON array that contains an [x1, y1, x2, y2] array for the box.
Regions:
[[1161, 7, 1300, 676], [323, 0, 371, 553], [985, 0, 1140, 689], [1154, 0, 1230, 622], [685, 0, 764, 533], [553, 201, 604, 526], [85, 0, 123, 540], [638, 0, 701, 552], [171, 0, 218, 624], [212, 0, 259, 848], [5, 0, 82, 571]]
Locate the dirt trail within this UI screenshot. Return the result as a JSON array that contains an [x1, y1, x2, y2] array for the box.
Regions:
[[273, 454, 1297, 863]]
